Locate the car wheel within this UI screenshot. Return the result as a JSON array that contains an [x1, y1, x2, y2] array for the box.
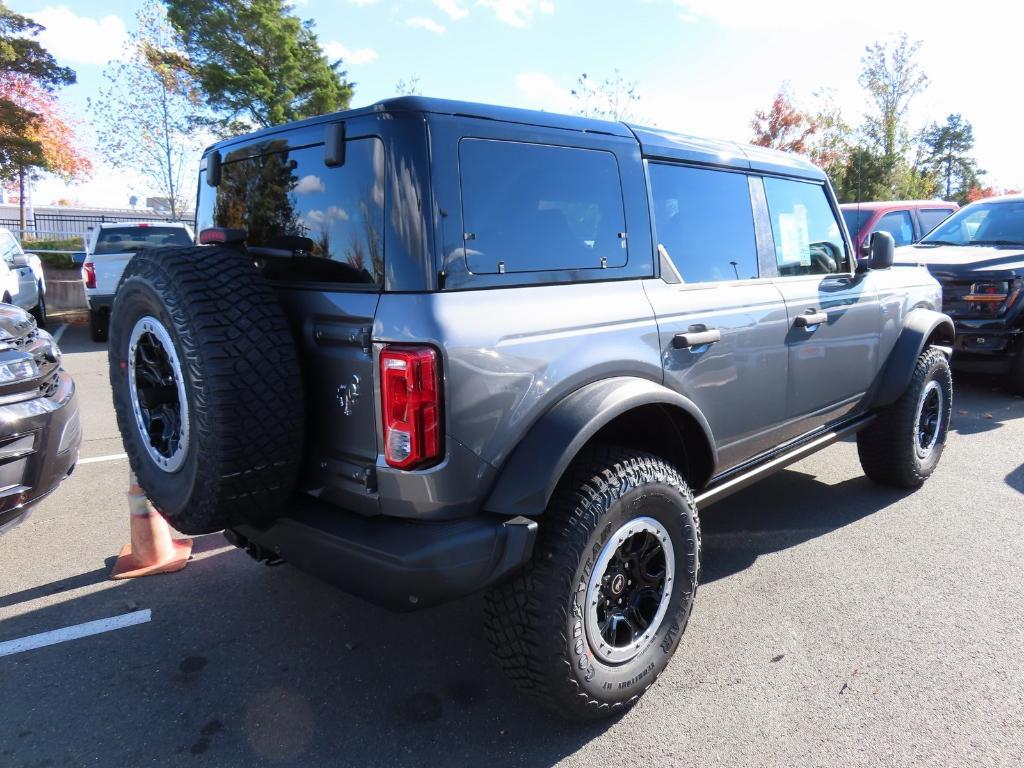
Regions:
[[89, 310, 109, 342], [484, 447, 701, 721], [108, 246, 305, 535], [857, 346, 953, 488], [30, 285, 46, 327]]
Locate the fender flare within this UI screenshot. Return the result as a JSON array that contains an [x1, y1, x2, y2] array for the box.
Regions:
[[484, 376, 717, 518], [870, 308, 954, 408]]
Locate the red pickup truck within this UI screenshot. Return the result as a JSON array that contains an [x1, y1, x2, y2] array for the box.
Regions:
[[841, 200, 959, 256]]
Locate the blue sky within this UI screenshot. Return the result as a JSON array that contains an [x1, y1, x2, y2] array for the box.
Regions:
[[11, 0, 1023, 207]]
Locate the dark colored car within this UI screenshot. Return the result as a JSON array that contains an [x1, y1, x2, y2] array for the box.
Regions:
[[106, 97, 954, 720], [0, 304, 80, 535], [895, 194, 1024, 392], [841, 200, 959, 255]]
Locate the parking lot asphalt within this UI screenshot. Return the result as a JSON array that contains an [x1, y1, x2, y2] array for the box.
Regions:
[[1, 322, 1022, 768]]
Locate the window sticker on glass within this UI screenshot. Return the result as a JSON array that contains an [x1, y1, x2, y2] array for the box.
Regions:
[[778, 205, 811, 267]]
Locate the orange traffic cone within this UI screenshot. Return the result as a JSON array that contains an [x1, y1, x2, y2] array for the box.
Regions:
[[110, 471, 192, 579]]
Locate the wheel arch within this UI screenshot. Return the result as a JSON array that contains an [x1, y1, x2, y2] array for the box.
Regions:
[[484, 376, 716, 518], [870, 308, 954, 408]]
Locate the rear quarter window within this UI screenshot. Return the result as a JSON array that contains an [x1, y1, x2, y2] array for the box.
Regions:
[[458, 139, 628, 275], [197, 137, 385, 286], [918, 207, 956, 234]]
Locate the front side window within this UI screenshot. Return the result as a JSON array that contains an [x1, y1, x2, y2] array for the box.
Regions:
[[93, 226, 193, 255], [649, 163, 758, 283], [458, 139, 627, 274], [198, 137, 385, 285], [922, 200, 1024, 246], [841, 209, 872, 239], [0, 232, 19, 260], [874, 210, 915, 246], [918, 207, 955, 234], [764, 178, 848, 276]]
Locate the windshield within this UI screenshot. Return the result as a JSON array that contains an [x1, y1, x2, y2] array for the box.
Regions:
[[841, 209, 873, 237], [921, 200, 1024, 246], [93, 226, 193, 254]]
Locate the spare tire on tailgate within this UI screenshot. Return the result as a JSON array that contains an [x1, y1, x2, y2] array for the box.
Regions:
[[108, 246, 304, 534]]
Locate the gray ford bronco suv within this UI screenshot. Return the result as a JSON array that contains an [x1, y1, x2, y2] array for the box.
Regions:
[[108, 97, 954, 721]]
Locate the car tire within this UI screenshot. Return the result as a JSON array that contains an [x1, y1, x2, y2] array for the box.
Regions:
[[1007, 348, 1024, 396], [30, 284, 46, 328], [857, 346, 953, 488], [108, 246, 305, 535], [483, 447, 701, 721], [89, 310, 108, 342]]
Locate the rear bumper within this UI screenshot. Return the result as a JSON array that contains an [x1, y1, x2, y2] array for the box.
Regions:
[[0, 374, 81, 535], [228, 497, 537, 611], [86, 294, 114, 313]]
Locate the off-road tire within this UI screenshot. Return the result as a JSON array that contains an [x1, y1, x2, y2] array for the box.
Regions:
[[857, 346, 952, 488], [89, 310, 108, 342], [30, 286, 46, 328], [483, 447, 701, 721], [108, 246, 304, 534]]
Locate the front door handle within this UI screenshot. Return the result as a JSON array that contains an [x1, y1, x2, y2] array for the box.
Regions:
[[672, 328, 721, 349], [794, 309, 828, 328]]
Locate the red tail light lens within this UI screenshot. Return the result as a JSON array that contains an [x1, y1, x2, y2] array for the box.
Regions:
[[83, 262, 96, 289], [380, 345, 442, 469]]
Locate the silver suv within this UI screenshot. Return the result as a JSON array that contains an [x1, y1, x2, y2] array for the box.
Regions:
[[106, 97, 954, 721]]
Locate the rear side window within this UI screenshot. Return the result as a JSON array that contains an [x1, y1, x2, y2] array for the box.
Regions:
[[458, 139, 627, 274], [874, 210, 915, 246], [94, 226, 193, 254], [763, 178, 848, 276], [918, 207, 954, 234], [649, 163, 758, 283], [197, 137, 385, 286]]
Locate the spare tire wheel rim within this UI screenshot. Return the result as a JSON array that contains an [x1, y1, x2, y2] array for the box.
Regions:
[[585, 516, 675, 665], [128, 316, 190, 473], [915, 379, 943, 458]]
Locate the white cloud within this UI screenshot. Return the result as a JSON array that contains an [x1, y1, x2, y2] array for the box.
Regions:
[[28, 6, 129, 66], [514, 72, 573, 112], [434, 0, 470, 20], [406, 17, 447, 33], [306, 206, 349, 225], [478, 0, 554, 28], [348, 0, 380, 5], [295, 175, 326, 194], [322, 41, 379, 65]]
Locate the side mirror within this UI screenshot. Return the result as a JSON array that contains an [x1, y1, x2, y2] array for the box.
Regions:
[[868, 231, 895, 270], [72, 252, 87, 265]]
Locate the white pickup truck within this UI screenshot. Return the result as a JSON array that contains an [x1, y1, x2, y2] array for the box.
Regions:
[[81, 221, 194, 341]]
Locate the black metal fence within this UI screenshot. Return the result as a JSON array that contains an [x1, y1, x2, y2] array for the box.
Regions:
[[1, 212, 195, 238]]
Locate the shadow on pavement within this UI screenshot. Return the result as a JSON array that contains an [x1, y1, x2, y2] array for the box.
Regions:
[[699, 469, 910, 584], [950, 374, 1024, 436]]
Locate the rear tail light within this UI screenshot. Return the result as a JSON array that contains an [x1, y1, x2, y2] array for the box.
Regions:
[[82, 262, 96, 289], [380, 345, 442, 469]]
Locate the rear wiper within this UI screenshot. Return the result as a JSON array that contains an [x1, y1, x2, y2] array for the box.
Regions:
[[971, 239, 1024, 247]]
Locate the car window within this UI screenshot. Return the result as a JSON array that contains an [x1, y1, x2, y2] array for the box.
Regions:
[[649, 163, 758, 283], [918, 208, 955, 234], [763, 178, 848, 276], [841, 209, 872, 238], [458, 139, 627, 275], [93, 227, 193, 254], [0, 232, 19, 259], [923, 200, 1024, 246], [197, 137, 385, 285], [874, 210, 915, 246]]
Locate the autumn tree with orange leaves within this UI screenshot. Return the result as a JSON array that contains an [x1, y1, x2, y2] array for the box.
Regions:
[[0, 2, 90, 227], [751, 88, 818, 155]]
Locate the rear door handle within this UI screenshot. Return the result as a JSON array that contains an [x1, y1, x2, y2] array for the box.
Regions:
[[672, 328, 721, 349], [794, 310, 828, 328]]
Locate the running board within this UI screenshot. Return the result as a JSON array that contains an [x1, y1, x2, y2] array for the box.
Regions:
[[694, 414, 876, 509]]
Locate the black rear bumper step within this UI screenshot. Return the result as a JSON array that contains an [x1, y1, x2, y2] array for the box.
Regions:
[[228, 497, 537, 611]]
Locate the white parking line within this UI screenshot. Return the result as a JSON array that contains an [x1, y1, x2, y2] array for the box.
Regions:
[[78, 453, 128, 465], [52, 324, 67, 344], [0, 609, 151, 658]]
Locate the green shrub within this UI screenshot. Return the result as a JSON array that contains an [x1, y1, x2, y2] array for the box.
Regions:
[[19, 237, 84, 270]]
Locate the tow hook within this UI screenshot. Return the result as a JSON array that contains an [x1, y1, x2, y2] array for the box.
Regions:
[[223, 529, 285, 567]]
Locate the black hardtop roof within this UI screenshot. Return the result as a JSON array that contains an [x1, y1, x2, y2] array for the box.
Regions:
[[206, 96, 825, 181]]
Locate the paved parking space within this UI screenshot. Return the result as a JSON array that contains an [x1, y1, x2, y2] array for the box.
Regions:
[[1, 323, 1022, 767]]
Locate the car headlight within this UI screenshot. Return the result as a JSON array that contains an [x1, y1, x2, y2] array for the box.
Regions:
[[0, 357, 38, 382]]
